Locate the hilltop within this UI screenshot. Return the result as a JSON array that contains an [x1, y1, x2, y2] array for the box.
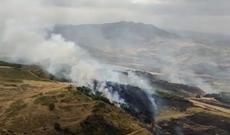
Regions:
[[0, 61, 151, 135]]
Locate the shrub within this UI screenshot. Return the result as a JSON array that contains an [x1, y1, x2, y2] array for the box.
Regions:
[[54, 122, 61, 132], [34, 95, 57, 106], [48, 103, 55, 111], [77, 86, 92, 96], [77, 86, 113, 105]]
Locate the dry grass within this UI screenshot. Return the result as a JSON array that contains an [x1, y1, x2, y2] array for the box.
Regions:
[[0, 68, 40, 81], [0, 79, 151, 135]]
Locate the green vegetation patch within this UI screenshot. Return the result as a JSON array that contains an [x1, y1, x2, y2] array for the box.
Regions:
[[77, 86, 112, 105], [156, 90, 186, 101], [34, 95, 58, 106], [0, 61, 22, 68]]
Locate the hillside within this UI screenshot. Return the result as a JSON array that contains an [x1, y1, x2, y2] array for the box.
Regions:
[[0, 61, 229, 135], [0, 61, 151, 135]]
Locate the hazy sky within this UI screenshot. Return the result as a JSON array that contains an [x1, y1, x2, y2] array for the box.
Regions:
[[1, 0, 230, 35]]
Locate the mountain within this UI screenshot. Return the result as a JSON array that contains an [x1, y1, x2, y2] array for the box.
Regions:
[[53, 22, 230, 93], [54, 21, 178, 49]]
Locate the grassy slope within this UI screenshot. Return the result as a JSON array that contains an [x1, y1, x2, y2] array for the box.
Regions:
[[0, 61, 56, 81], [0, 67, 40, 81], [0, 62, 151, 135]]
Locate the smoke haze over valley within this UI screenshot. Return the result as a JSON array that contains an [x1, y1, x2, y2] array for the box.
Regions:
[[54, 22, 230, 93], [0, 1, 230, 135]]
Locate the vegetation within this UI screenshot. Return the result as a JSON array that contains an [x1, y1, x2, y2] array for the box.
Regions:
[[77, 86, 112, 105], [34, 95, 58, 106], [154, 90, 193, 112], [155, 90, 186, 101], [0, 61, 22, 68], [80, 114, 123, 135]]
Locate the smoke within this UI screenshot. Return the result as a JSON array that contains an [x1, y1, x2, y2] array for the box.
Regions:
[[54, 23, 226, 93], [60, 22, 230, 93], [152, 38, 230, 94], [0, 0, 156, 107], [151, 39, 217, 93]]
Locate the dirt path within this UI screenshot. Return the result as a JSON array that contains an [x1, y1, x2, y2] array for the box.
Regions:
[[20, 80, 70, 99], [189, 99, 230, 115], [156, 111, 190, 122]]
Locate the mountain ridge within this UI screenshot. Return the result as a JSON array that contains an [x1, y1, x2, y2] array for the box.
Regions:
[[53, 21, 179, 48]]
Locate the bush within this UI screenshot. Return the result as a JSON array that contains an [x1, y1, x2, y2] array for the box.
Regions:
[[54, 122, 61, 132], [156, 91, 185, 101], [92, 95, 112, 105], [48, 103, 55, 111], [54, 122, 73, 134], [77, 86, 112, 105], [77, 86, 92, 96], [34, 95, 57, 106]]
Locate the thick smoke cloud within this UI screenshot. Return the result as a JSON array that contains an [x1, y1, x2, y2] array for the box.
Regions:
[[0, 0, 155, 105]]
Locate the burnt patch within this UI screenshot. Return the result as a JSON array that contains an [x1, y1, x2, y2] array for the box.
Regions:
[[104, 82, 155, 124], [157, 112, 230, 135]]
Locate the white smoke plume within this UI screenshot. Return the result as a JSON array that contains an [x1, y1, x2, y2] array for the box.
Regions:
[[0, 0, 155, 105], [53, 23, 229, 94], [152, 39, 217, 93]]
